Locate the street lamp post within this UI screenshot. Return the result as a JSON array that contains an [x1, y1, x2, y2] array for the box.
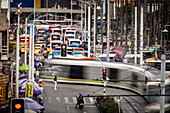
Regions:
[[16, 3, 22, 98]]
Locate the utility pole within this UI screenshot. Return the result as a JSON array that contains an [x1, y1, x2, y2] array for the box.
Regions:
[[32, 21, 35, 81], [140, 7, 143, 65], [29, 25, 32, 83], [160, 54, 165, 113], [88, 5, 91, 57], [71, 0, 73, 25], [7, 0, 11, 58], [16, 3, 22, 98], [55, 3, 57, 20], [46, 0, 48, 20], [134, 7, 137, 64], [93, 1, 97, 56], [24, 18, 27, 65], [34, 0, 35, 20], [81, 2, 83, 33], [84, 1, 87, 41], [106, 0, 110, 62]]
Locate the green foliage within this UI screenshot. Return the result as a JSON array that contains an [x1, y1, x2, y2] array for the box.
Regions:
[[96, 97, 123, 113]]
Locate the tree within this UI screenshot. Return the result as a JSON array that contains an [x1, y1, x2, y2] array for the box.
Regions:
[[96, 97, 123, 113]]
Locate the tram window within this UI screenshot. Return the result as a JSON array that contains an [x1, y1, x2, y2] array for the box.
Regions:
[[69, 66, 84, 79], [152, 62, 161, 70], [108, 68, 118, 82], [132, 73, 138, 87], [166, 63, 170, 71]]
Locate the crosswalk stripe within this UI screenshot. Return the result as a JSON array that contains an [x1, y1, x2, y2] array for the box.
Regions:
[[89, 97, 95, 104], [45, 96, 96, 104], [83, 98, 87, 104], [48, 97, 52, 103], [64, 97, 69, 103], [56, 97, 60, 103], [73, 97, 77, 103]]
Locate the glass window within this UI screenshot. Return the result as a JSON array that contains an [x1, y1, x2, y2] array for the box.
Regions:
[[166, 63, 170, 71]]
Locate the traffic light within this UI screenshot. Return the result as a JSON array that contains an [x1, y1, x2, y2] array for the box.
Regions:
[[61, 44, 67, 57], [102, 69, 107, 80], [11, 98, 25, 113]]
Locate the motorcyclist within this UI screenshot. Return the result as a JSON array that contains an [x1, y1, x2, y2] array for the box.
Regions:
[[75, 93, 84, 109]]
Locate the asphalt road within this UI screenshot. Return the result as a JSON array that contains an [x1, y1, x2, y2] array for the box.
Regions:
[[42, 81, 146, 113], [43, 81, 100, 113]]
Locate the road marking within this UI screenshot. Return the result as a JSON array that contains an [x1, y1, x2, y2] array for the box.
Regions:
[[48, 97, 51, 99], [89, 97, 95, 104], [67, 106, 70, 113], [64, 97, 69, 104], [48, 97, 52, 103], [56, 97, 60, 103], [73, 97, 77, 103], [83, 98, 87, 104]]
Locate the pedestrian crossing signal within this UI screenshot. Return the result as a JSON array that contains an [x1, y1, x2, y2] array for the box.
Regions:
[[102, 69, 106, 73], [11, 98, 25, 113], [61, 44, 67, 57], [102, 69, 107, 80], [15, 104, 21, 109]]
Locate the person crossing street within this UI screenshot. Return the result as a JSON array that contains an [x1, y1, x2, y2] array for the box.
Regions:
[[53, 74, 57, 90]]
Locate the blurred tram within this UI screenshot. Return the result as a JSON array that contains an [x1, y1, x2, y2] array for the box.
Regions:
[[146, 60, 170, 77], [45, 59, 170, 105]]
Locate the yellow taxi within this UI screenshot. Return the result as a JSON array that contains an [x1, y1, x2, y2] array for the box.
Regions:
[[47, 44, 50, 53], [34, 44, 42, 54]]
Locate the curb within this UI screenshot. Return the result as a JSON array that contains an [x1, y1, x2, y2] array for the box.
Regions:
[[40, 76, 147, 100]]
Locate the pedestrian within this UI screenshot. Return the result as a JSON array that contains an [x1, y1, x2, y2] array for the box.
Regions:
[[38, 79, 44, 87], [54, 75, 57, 90]]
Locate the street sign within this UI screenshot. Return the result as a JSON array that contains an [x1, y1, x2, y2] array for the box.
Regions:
[[25, 83, 33, 98]]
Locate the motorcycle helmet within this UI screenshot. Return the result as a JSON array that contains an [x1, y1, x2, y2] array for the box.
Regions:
[[79, 93, 82, 96]]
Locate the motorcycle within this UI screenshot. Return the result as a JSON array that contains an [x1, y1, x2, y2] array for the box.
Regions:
[[78, 100, 84, 109]]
